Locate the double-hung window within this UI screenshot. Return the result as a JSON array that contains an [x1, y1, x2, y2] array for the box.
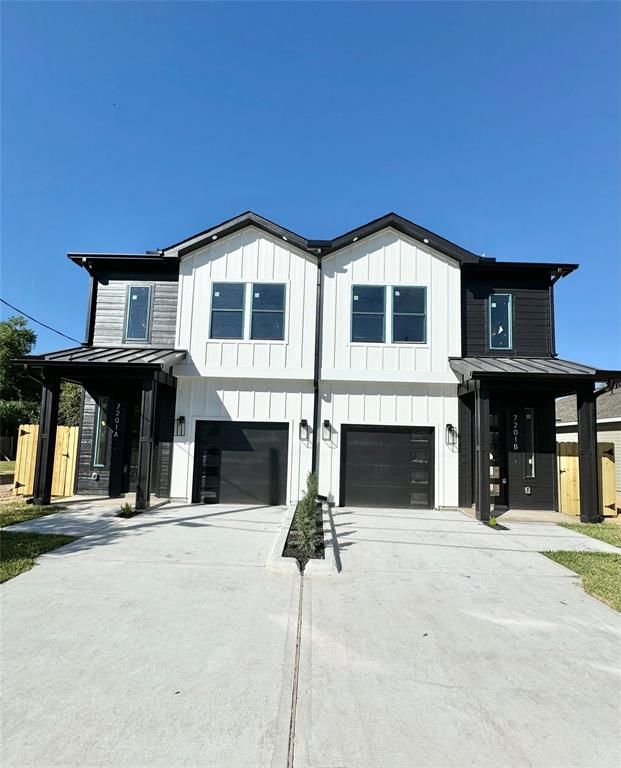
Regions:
[[92, 396, 111, 468], [251, 283, 285, 340], [489, 294, 512, 350], [351, 286, 385, 342], [210, 283, 245, 339], [392, 287, 426, 343], [125, 286, 152, 341]]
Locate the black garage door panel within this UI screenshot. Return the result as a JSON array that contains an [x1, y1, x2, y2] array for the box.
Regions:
[[193, 421, 288, 505], [341, 426, 434, 508]]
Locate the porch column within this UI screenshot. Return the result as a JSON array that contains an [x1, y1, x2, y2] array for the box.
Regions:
[[32, 375, 61, 505], [577, 384, 600, 523], [474, 382, 490, 522], [135, 374, 158, 510]]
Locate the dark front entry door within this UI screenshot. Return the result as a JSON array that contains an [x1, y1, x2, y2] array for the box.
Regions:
[[193, 421, 289, 505], [341, 425, 434, 508]]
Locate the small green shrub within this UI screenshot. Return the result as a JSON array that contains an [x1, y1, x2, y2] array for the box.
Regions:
[[488, 516, 497, 527], [118, 503, 135, 518], [294, 472, 319, 559]]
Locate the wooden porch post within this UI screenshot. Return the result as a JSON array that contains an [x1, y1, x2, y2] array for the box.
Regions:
[[32, 375, 61, 505], [577, 384, 600, 523], [474, 382, 490, 522], [135, 375, 158, 510]]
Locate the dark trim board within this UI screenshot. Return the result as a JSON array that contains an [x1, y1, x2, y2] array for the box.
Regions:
[[339, 424, 435, 509]]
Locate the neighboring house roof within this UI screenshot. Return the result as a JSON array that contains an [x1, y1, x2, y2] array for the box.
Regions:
[[449, 356, 617, 382], [16, 346, 186, 369], [556, 387, 621, 424], [65, 211, 577, 275]]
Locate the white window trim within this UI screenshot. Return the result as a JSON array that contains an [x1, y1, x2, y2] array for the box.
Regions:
[[488, 293, 513, 351]]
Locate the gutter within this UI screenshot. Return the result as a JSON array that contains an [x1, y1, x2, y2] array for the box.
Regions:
[[311, 249, 324, 472]]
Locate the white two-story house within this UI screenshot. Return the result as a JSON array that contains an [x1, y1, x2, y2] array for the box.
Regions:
[[20, 211, 616, 523]]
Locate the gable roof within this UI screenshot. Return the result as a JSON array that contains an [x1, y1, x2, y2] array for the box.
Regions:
[[556, 387, 621, 424], [161, 210, 481, 263]]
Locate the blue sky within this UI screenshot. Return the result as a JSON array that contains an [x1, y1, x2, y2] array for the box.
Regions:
[[2, 1, 619, 366]]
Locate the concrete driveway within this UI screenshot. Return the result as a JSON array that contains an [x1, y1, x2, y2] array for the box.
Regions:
[[1, 503, 299, 768], [295, 508, 621, 768], [2, 503, 620, 768]]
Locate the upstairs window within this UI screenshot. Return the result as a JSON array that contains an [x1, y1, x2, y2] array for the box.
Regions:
[[210, 283, 245, 339], [125, 286, 152, 341], [489, 293, 512, 350], [251, 283, 285, 340], [351, 286, 385, 342], [392, 287, 426, 343]]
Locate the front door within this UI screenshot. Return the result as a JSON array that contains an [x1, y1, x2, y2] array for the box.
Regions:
[[489, 410, 508, 507]]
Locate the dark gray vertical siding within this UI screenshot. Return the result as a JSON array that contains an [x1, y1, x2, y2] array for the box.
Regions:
[[461, 269, 553, 357], [92, 273, 178, 347]]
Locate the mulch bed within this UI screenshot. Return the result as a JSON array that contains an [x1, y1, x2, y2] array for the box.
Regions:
[[283, 504, 325, 570]]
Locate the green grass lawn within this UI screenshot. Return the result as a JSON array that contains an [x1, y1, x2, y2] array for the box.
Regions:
[[0, 460, 15, 474], [543, 551, 621, 611], [559, 522, 621, 548], [0, 531, 77, 583], [0, 499, 65, 529]]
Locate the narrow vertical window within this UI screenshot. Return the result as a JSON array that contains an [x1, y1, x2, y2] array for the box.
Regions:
[[93, 396, 111, 468], [524, 407, 536, 478], [125, 286, 152, 341], [392, 287, 426, 343], [489, 293, 512, 350], [251, 283, 285, 340], [210, 283, 245, 339], [351, 286, 385, 342]]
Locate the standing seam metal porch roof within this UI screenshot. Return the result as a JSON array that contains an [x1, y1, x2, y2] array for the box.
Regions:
[[16, 346, 187, 368], [449, 356, 619, 381]]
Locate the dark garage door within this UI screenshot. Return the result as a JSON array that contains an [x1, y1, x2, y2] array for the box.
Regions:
[[341, 426, 434, 508], [193, 421, 288, 504]]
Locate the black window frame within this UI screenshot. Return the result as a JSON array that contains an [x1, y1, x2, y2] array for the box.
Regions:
[[391, 286, 427, 344], [351, 285, 386, 343], [92, 396, 111, 469], [209, 282, 246, 340], [250, 283, 286, 341]]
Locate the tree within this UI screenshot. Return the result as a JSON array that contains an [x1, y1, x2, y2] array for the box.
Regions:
[[58, 382, 82, 426], [0, 316, 39, 402], [0, 316, 41, 438]]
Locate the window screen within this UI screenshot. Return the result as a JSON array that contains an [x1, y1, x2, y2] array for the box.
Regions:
[[210, 283, 245, 339], [125, 286, 152, 341], [351, 286, 385, 342], [489, 294, 512, 350], [392, 287, 426, 343], [251, 284, 285, 340]]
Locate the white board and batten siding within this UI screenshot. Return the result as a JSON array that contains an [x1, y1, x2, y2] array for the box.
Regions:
[[318, 382, 459, 507], [174, 227, 317, 380], [321, 228, 461, 383], [169, 378, 314, 504], [317, 229, 461, 507]]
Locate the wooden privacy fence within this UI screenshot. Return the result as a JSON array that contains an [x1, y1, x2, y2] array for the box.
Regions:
[[557, 441, 616, 517], [13, 424, 79, 498]]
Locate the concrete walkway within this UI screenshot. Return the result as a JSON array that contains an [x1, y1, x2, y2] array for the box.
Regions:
[[1, 503, 299, 768], [295, 508, 621, 768]]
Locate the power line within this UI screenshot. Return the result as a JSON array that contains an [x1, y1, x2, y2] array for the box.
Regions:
[[1, 298, 82, 344]]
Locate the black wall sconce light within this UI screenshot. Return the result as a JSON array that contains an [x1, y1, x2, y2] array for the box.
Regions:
[[322, 419, 331, 441], [299, 419, 309, 441], [175, 415, 186, 437], [445, 423, 457, 446]]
